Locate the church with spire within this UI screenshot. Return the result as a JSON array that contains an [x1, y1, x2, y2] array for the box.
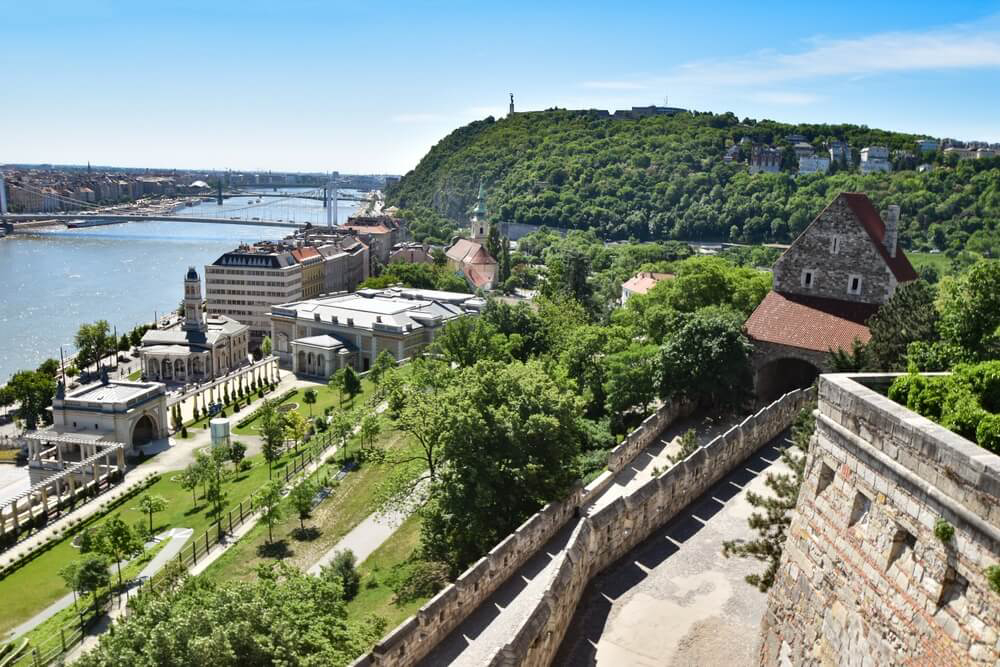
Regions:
[[138, 267, 250, 383], [445, 181, 499, 291]]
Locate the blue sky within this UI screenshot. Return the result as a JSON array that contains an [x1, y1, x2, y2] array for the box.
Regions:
[[2, 1, 999, 174]]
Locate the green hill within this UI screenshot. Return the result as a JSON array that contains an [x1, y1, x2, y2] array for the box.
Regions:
[[387, 109, 1000, 253]]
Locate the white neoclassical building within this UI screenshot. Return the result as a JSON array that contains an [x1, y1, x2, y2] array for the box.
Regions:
[[141, 267, 250, 383]]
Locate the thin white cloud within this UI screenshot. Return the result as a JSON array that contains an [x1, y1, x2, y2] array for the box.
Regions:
[[585, 18, 1000, 97], [391, 113, 447, 124], [671, 21, 1000, 87]]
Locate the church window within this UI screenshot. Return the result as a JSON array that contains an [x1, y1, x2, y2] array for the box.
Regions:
[[847, 274, 862, 295], [830, 236, 842, 254], [801, 269, 816, 289]]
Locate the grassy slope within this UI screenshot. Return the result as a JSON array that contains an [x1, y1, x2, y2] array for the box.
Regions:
[[233, 379, 375, 437], [202, 424, 416, 583], [0, 446, 302, 636], [346, 514, 426, 630]]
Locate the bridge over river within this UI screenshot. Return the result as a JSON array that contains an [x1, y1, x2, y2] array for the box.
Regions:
[[0, 212, 303, 229]]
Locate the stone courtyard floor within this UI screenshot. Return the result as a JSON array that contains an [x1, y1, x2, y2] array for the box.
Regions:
[[553, 436, 792, 667]]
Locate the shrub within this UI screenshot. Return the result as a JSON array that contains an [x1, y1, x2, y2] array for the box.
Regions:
[[390, 559, 449, 604], [323, 550, 361, 601], [934, 518, 955, 543], [986, 564, 1000, 594], [239, 459, 253, 471], [976, 414, 1000, 454]]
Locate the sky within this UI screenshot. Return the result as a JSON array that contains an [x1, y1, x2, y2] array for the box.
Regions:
[[2, 1, 999, 174]]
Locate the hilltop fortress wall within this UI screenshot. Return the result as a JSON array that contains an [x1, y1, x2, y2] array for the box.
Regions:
[[352, 387, 813, 667], [761, 374, 1000, 666]]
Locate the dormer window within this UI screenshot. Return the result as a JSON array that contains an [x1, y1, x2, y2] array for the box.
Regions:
[[801, 269, 816, 289], [830, 236, 843, 254], [847, 274, 862, 295]]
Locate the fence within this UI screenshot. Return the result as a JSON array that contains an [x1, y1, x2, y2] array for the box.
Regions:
[[1, 590, 111, 667]]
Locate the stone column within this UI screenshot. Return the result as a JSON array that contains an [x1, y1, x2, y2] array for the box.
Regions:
[[117, 445, 124, 471]]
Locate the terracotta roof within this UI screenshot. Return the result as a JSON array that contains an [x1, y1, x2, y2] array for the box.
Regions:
[[341, 224, 391, 235], [291, 246, 321, 262], [622, 271, 673, 295], [745, 291, 877, 353], [840, 193, 918, 283], [445, 238, 496, 265], [464, 265, 492, 289]]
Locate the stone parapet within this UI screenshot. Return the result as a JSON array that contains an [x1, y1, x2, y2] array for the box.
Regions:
[[351, 397, 694, 667], [761, 373, 1000, 666], [483, 387, 813, 667]]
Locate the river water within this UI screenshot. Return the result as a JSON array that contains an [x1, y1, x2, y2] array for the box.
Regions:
[[0, 188, 359, 382]]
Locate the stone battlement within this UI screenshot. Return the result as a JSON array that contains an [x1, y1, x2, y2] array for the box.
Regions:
[[761, 373, 1000, 666], [352, 388, 812, 667]]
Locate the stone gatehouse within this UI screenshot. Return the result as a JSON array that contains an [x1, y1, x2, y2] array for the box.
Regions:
[[745, 193, 918, 400], [760, 373, 1000, 666]]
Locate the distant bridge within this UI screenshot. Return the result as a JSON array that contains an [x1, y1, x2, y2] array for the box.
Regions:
[[0, 213, 305, 229], [220, 190, 367, 202]]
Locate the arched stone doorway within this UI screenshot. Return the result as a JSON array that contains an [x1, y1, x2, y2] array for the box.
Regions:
[[132, 414, 157, 448], [755, 357, 820, 403]]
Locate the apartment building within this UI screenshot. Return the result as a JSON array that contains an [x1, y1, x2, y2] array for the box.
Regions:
[[205, 243, 303, 348]]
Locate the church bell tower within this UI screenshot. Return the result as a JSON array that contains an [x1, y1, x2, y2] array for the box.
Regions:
[[470, 182, 489, 241], [183, 267, 206, 333]]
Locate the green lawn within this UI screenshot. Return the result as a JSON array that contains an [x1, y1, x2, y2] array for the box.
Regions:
[[0, 445, 303, 637], [234, 377, 377, 436], [202, 422, 418, 583], [10, 540, 168, 656], [908, 251, 952, 275], [347, 514, 427, 629], [127, 370, 141, 381]]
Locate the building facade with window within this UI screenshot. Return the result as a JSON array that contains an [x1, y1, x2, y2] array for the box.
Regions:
[[744, 192, 917, 400], [269, 287, 485, 378]]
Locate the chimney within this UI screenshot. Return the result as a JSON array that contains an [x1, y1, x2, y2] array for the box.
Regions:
[[884, 205, 900, 258]]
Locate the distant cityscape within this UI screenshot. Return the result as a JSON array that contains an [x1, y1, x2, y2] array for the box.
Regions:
[[0, 164, 398, 214]]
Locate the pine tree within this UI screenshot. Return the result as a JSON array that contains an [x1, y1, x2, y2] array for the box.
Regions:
[[722, 402, 816, 591]]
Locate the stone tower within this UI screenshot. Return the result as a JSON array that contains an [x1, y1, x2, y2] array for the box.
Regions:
[[183, 266, 206, 333], [470, 182, 489, 241]]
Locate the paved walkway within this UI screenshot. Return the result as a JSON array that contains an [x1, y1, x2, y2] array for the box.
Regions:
[[554, 434, 791, 666], [6, 527, 194, 642], [308, 506, 409, 575], [0, 465, 29, 505], [417, 412, 746, 667]]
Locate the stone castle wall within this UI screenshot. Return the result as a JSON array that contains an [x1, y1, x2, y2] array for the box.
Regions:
[[351, 398, 695, 667], [761, 374, 1000, 666], [482, 387, 813, 667]]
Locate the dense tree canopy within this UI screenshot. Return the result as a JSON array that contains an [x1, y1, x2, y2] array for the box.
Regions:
[[76, 563, 385, 667], [387, 109, 1000, 254]]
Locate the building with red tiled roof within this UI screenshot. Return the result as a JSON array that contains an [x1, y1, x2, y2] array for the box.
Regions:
[[620, 271, 674, 303], [445, 238, 497, 290], [747, 192, 917, 400]]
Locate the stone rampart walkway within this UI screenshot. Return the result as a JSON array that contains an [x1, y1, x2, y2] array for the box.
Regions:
[[554, 433, 791, 666], [416, 412, 745, 667]]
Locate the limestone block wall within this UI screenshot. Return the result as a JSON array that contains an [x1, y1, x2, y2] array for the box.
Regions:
[[351, 398, 694, 667], [485, 387, 814, 667], [760, 374, 1000, 666]]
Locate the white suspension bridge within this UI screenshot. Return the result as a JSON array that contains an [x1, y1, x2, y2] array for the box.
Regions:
[[0, 176, 372, 230]]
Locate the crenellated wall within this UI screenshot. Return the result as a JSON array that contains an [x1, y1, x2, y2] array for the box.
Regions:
[[760, 374, 1000, 666], [350, 398, 695, 667], [483, 387, 813, 667]]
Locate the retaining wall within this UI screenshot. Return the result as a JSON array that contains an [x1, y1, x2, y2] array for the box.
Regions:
[[760, 374, 1000, 666], [352, 397, 695, 667], [484, 386, 813, 667]]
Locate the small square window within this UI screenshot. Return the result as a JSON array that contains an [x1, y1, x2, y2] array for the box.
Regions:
[[847, 274, 862, 295]]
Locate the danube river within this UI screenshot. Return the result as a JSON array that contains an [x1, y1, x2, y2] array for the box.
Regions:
[[0, 189, 359, 382]]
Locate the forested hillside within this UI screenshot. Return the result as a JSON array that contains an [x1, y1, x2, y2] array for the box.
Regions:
[[387, 110, 1000, 253]]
